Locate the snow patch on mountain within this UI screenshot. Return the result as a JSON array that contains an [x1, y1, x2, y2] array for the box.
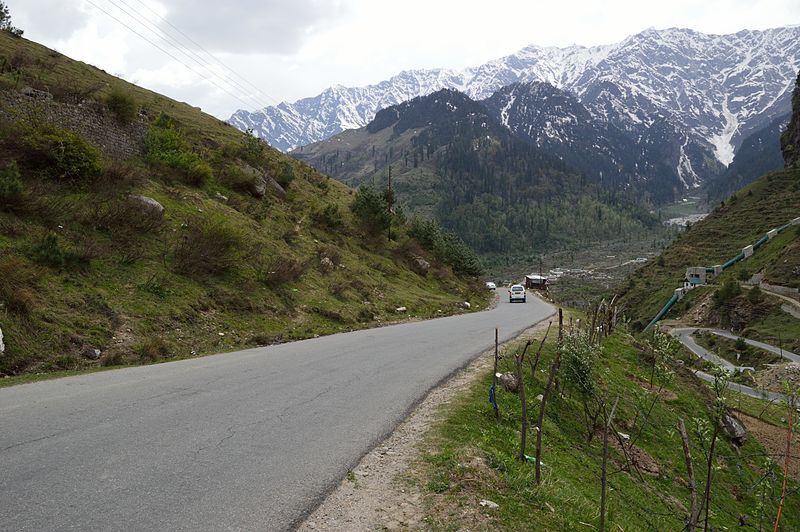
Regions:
[[710, 98, 740, 166]]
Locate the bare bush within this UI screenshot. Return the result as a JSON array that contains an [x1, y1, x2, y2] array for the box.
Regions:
[[173, 215, 241, 277], [136, 337, 169, 362], [0, 255, 40, 315], [95, 195, 164, 235], [260, 256, 306, 288]]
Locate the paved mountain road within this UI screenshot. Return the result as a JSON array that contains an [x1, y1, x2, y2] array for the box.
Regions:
[[1, 292, 553, 531]]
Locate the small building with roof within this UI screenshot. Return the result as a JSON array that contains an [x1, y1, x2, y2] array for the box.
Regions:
[[683, 267, 707, 289], [525, 274, 548, 290]]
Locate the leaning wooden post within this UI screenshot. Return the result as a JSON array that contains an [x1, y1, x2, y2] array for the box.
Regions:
[[491, 327, 500, 420], [702, 424, 720, 532], [600, 396, 620, 532], [773, 394, 796, 532], [535, 308, 563, 484], [678, 418, 699, 531], [529, 322, 552, 379], [517, 340, 532, 462]]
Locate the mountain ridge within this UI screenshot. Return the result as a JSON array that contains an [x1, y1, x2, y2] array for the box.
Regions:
[[294, 87, 661, 258], [232, 25, 800, 192]]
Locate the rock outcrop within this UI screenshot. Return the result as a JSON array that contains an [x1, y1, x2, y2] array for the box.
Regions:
[[782, 70, 800, 168], [128, 195, 164, 218], [720, 410, 747, 446]]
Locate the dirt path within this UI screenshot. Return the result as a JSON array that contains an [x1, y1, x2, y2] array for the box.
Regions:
[[298, 315, 556, 531], [736, 411, 800, 478]]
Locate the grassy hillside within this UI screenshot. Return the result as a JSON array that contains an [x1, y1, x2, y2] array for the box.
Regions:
[[620, 167, 800, 329], [414, 319, 800, 530], [0, 33, 487, 378]]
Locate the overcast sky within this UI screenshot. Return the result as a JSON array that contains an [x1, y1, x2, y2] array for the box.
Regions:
[[10, 0, 800, 119]]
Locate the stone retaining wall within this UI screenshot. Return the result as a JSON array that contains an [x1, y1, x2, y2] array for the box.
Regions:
[[0, 89, 147, 159]]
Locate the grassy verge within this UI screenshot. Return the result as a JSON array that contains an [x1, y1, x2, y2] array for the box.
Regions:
[[412, 318, 799, 530]]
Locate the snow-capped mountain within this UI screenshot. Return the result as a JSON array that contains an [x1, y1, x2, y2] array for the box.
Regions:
[[482, 82, 675, 191], [230, 25, 800, 187]]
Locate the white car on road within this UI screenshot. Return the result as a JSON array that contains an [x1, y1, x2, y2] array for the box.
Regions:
[[508, 284, 526, 303], [486, 281, 497, 290]]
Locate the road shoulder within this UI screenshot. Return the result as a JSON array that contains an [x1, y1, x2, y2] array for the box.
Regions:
[[298, 315, 554, 531]]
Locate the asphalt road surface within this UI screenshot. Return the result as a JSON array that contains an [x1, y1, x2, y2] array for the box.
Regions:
[[1, 290, 553, 531]]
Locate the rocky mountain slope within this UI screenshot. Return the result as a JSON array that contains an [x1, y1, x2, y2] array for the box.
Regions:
[[482, 82, 683, 202], [782, 69, 800, 167], [232, 26, 800, 190], [705, 112, 789, 202]]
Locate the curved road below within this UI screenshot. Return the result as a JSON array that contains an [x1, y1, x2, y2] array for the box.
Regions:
[[670, 327, 795, 402], [1, 291, 553, 531]]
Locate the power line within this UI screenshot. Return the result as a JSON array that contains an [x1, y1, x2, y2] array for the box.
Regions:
[[127, 0, 280, 107], [83, 0, 266, 113], [98, 0, 266, 112], [104, 0, 273, 111]]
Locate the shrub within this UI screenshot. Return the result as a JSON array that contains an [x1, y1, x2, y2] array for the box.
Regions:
[[713, 277, 741, 308], [173, 215, 241, 276], [145, 116, 210, 186], [314, 203, 343, 228], [101, 160, 144, 186], [0, 161, 23, 204], [30, 231, 89, 270], [0, 254, 40, 315], [136, 337, 170, 362], [105, 87, 138, 124], [96, 196, 163, 235], [737, 268, 750, 282], [23, 126, 102, 181], [275, 160, 295, 188], [260, 256, 306, 288], [747, 285, 763, 304], [219, 164, 259, 194], [734, 337, 747, 351], [318, 245, 341, 266], [238, 129, 266, 166], [408, 216, 483, 276], [352, 185, 390, 235]]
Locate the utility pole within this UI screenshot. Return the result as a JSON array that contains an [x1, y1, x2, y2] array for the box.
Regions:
[[388, 165, 393, 211], [387, 165, 393, 240]]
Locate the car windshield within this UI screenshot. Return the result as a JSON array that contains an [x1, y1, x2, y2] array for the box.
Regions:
[[512, 286, 523, 292]]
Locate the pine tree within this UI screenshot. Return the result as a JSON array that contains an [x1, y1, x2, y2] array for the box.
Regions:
[[0, 2, 23, 36]]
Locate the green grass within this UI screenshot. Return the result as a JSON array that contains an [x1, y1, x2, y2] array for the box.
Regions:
[[0, 33, 489, 378], [693, 331, 782, 368], [742, 303, 800, 354], [414, 322, 799, 530]]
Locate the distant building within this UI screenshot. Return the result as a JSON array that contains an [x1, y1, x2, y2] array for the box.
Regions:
[[525, 274, 548, 290], [684, 267, 707, 289]]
